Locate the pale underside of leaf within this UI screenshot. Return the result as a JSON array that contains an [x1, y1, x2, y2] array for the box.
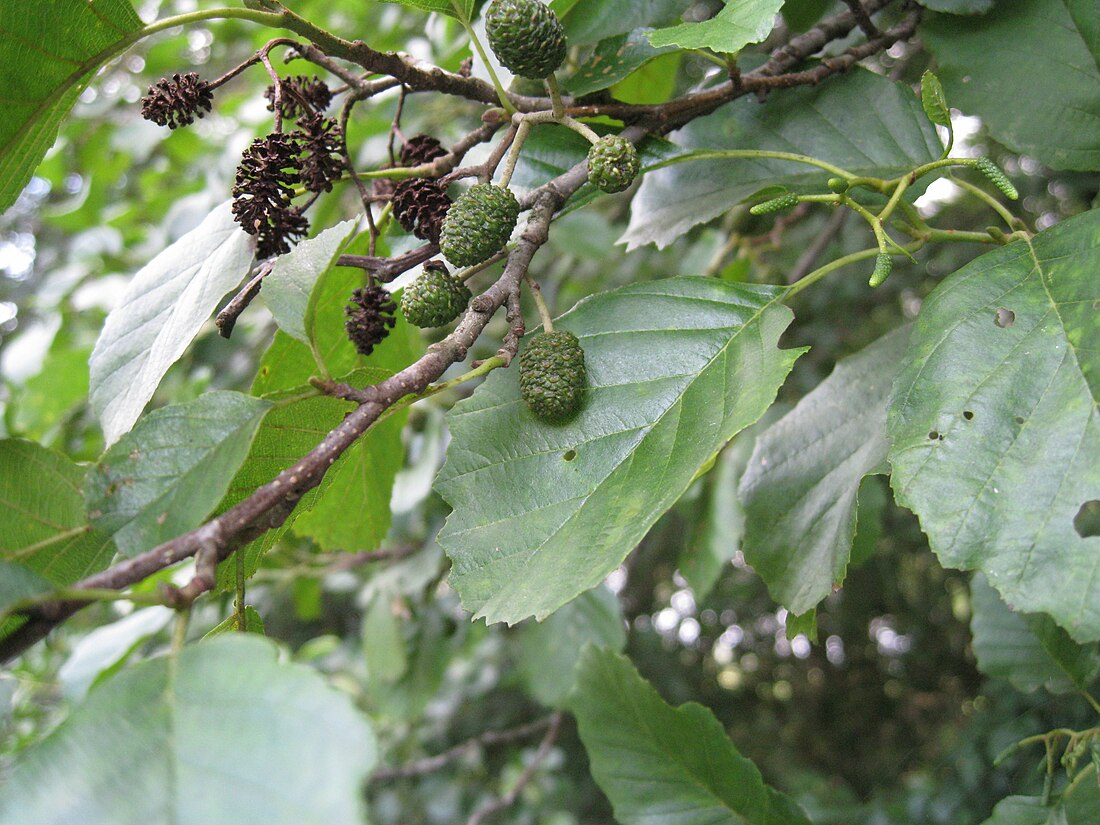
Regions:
[[0, 635, 376, 825], [89, 201, 255, 446]]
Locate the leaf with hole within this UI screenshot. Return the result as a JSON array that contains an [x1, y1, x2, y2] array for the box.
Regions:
[[888, 209, 1100, 642], [437, 277, 802, 625]]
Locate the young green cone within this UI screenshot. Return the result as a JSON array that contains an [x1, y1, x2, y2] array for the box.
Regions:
[[519, 330, 586, 423], [587, 135, 641, 194], [484, 0, 567, 80], [439, 183, 520, 267], [400, 262, 472, 328]]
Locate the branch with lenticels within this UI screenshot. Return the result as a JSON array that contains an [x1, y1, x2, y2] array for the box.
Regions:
[[0, 0, 917, 663]]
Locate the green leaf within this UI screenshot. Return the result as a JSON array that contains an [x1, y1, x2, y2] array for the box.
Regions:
[[970, 574, 1100, 695], [0, 0, 143, 213], [611, 50, 683, 105], [437, 277, 802, 624], [920, 70, 951, 128], [622, 69, 943, 249], [677, 416, 770, 601], [290, 408, 407, 551], [888, 210, 1100, 642], [253, 267, 418, 395], [570, 647, 813, 825], [381, 0, 473, 20], [262, 220, 358, 345], [218, 283, 417, 588], [917, 0, 993, 14], [363, 593, 408, 684], [518, 587, 625, 708], [204, 606, 266, 638], [923, 0, 1100, 170], [211, 394, 354, 590], [648, 0, 783, 52], [981, 780, 1100, 825], [8, 343, 90, 442], [566, 28, 678, 97], [361, 579, 464, 722], [982, 797, 1052, 825], [89, 201, 255, 445], [85, 392, 274, 557], [557, 0, 693, 45], [678, 455, 741, 601], [781, 0, 831, 32], [0, 440, 115, 614], [59, 607, 175, 701], [0, 635, 376, 825], [740, 326, 910, 615], [0, 563, 54, 618]]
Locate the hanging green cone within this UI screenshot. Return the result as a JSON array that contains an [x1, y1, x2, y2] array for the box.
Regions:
[[401, 262, 472, 328], [587, 135, 641, 194], [484, 0, 567, 80], [519, 330, 586, 423], [439, 182, 520, 266]]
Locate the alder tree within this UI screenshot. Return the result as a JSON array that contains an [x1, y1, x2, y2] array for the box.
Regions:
[[1, 0, 1099, 822]]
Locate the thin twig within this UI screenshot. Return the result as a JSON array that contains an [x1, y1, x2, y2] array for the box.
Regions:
[[840, 0, 882, 38], [466, 713, 564, 825], [370, 715, 555, 782], [216, 261, 274, 338], [789, 208, 849, 283]]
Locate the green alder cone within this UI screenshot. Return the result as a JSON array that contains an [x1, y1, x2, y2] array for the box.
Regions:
[[519, 330, 586, 423], [484, 0, 567, 80], [400, 263, 472, 328], [439, 183, 520, 266], [586, 135, 641, 194]]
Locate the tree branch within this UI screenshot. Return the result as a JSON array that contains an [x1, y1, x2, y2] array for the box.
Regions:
[[466, 712, 565, 825], [0, 0, 920, 663], [0, 160, 582, 665]]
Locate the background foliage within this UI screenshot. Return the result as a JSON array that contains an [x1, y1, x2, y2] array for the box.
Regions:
[[1, 0, 1099, 823]]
